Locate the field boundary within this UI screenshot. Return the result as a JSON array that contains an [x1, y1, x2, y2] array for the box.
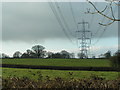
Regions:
[[1, 64, 119, 72]]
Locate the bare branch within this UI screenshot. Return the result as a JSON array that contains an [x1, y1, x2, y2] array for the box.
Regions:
[[113, 1, 120, 6], [87, 0, 120, 22], [85, 5, 108, 14], [99, 20, 115, 26], [110, 3, 115, 19]]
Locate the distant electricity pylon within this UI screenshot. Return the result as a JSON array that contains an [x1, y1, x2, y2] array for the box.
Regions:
[[76, 20, 92, 58]]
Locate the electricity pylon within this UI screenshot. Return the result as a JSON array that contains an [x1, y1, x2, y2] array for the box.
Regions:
[[76, 20, 92, 58]]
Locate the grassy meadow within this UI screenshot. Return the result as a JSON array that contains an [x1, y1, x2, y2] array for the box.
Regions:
[[2, 58, 111, 67], [2, 58, 115, 80], [2, 68, 119, 80], [1, 58, 119, 88]]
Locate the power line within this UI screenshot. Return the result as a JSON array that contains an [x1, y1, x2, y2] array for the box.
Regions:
[[92, 4, 110, 39], [92, 2, 117, 39], [48, 1, 75, 45], [90, 3, 112, 47], [54, 0, 76, 38], [89, 2, 98, 29], [69, 0, 79, 30], [69, 2, 93, 56], [91, 3, 117, 46], [88, 3, 117, 57], [69, 1, 81, 48]]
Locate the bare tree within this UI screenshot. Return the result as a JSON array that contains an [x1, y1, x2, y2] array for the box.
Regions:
[[69, 53, 75, 58], [60, 50, 70, 59], [32, 45, 45, 58], [104, 50, 111, 58], [86, 0, 120, 26], [77, 53, 86, 59], [47, 51, 53, 58], [26, 49, 32, 55], [1, 53, 9, 58], [13, 51, 22, 58]]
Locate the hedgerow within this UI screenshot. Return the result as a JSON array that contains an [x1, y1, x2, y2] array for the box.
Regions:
[[2, 76, 120, 89]]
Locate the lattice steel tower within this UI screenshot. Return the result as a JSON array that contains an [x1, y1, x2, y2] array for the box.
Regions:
[[76, 20, 92, 58]]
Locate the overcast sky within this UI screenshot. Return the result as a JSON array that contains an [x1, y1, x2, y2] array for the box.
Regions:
[[1, 1, 118, 57]]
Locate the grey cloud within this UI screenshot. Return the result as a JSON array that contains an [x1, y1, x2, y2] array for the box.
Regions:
[[2, 2, 118, 42]]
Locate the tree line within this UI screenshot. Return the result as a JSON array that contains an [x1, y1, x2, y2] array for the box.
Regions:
[[1, 45, 120, 59], [1, 45, 75, 59]]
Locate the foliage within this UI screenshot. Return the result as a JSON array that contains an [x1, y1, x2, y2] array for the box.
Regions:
[[2, 76, 120, 89], [2, 66, 119, 89], [46, 50, 74, 59], [13, 51, 22, 58], [11, 45, 75, 59], [32, 45, 45, 58], [51, 53, 63, 58], [60, 50, 70, 58], [77, 53, 87, 59], [46, 51, 53, 58], [104, 51, 111, 59], [1, 53, 9, 59], [110, 51, 120, 69]]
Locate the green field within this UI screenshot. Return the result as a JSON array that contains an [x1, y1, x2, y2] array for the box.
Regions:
[[2, 58, 117, 81], [1, 58, 111, 67], [2, 68, 119, 80]]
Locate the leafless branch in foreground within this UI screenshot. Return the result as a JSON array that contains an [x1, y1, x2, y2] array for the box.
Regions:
[[86, 0, 120, 26]]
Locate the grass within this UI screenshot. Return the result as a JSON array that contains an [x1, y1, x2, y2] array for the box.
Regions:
[[2, 58, 119, 88], [2, 58, 116, 81], [1, 58, 111, 67], [2, 68, 119, 80]]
